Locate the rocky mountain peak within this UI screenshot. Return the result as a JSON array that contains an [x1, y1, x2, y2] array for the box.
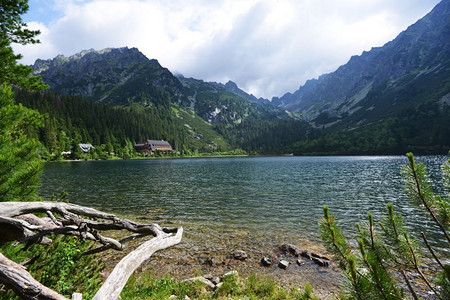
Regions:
[[32, 47, 186, 105], [275, 0, 450, 127]]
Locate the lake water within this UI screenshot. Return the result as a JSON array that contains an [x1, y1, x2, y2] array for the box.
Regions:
[[40, 156, 448, 251]]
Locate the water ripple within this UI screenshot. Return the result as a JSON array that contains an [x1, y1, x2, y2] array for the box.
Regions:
[[40, 156, 448, 251]]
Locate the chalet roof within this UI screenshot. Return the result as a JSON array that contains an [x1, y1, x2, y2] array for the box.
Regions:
[[146, 140, 171, 147], [134, 140, 172, 152]]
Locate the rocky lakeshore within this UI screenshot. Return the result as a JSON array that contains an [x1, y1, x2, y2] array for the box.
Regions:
[[105, 221, 344, 298]]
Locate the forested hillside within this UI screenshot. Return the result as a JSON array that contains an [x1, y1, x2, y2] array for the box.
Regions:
[[14, 89, 192, 158], [294, 101, 450, 155], [15, 87, 312, 157]]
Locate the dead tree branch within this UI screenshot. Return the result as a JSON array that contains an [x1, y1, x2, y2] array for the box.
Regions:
[[0, 201, 183, 300]]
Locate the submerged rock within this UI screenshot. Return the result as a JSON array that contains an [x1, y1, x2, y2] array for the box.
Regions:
[[297, 258, 306, 266], [312, 257, 329, 267], [280, 244, 302, 256], [300, 250, 312, 260], [311, 252, 331, 261], [233, 250, 248, 261]]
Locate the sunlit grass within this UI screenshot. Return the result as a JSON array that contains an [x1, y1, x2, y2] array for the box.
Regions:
[[121, 270, 319, 300]]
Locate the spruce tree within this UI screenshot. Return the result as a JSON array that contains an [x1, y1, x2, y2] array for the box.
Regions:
[[0, 0, 47, 90], [0, 0, 47, 201], [0, 84, 44, 201], [320, 153, 450, 299]]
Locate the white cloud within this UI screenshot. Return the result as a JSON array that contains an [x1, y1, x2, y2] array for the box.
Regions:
[[14, 0, 441, 99]]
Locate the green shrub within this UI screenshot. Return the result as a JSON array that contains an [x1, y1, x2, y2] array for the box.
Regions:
[[0, 236, 104, 299], [319, 153, 449, 299]]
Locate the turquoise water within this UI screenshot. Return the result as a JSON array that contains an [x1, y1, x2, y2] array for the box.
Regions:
[[40, 156, 448, 249]]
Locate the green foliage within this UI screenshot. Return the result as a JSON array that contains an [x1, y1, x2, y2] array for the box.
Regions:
[[319, 153, 450, 299], [121, 275, 194, 300], [294, 101, 450, 155], [121, 270, 318, 300], [0, 0, 47, 90], [214, 272, 241, 298], [319, 206, 352, 269], [176, 107, 230, 153], [0, 236, 104, 299], [403, 152, 450, 228], [0, 84, 44, 201], [15, 86, 313, 157], [216, 116, 310, 154], [15, 90, 189, 158]]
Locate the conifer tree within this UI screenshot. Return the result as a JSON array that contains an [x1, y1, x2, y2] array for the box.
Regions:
[[0, 84, 44, 201], [0, 0, 47, 90], [320, 153, 449, 299], [0, 0, 47, 201]]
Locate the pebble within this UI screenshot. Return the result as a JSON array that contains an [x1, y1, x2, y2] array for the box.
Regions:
[[297, 258, 306, 266], [223, 270, 239, 278], [261, 257, 272, 266], [233, 250, 248, 260], [278, 260, 289, 269]]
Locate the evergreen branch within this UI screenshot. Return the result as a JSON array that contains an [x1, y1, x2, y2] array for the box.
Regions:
[[320, 207, 366, 299], [358, 240, 389, 300], [380, 243, 403, 267], [421, 231, 444, 270], [404, 232, 439, 297], [401, 269, 419, 300], [387, 203, 399, 239], [369, 213, 375, 249], [406, 153, 450, 244], [366, 215, 389, 273], [322, 206, 348, 263]]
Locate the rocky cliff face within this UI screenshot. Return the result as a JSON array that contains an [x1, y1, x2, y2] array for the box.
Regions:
[[178, 77, 288, 125], [274, 0, 450, 127], [33, 47, 187, 106]]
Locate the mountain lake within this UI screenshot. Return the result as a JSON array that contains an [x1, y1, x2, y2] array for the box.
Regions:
[[39, 155, 449, 295]]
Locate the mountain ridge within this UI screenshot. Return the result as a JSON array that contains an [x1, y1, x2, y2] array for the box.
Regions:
[[273, 0, 450, 128]]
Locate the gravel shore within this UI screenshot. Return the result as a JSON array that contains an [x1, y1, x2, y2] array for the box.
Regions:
[[107, 221, 344, 298]]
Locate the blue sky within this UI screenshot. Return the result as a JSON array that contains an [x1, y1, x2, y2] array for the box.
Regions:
[[23, 0, 63, 25], [16, 0, 442, 99]]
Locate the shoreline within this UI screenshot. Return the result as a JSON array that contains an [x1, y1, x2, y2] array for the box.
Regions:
[[103, 220, 344, 298]]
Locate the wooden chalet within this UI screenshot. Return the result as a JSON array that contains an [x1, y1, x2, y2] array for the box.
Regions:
[[134, 140, 173, 155]]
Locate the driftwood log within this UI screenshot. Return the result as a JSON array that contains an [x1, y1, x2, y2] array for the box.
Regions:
[[0, 201, 183, 300]]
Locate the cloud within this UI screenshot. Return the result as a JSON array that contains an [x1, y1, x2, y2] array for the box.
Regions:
[[14, 0, 441, 99]]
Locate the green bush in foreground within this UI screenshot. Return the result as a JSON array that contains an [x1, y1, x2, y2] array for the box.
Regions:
[[0, 236, 104, 299], [320, 153, 449, 299]]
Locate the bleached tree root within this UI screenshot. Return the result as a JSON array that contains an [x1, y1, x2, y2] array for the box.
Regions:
[[93, 226, 183, 300], [0, 201, 183, 299]]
